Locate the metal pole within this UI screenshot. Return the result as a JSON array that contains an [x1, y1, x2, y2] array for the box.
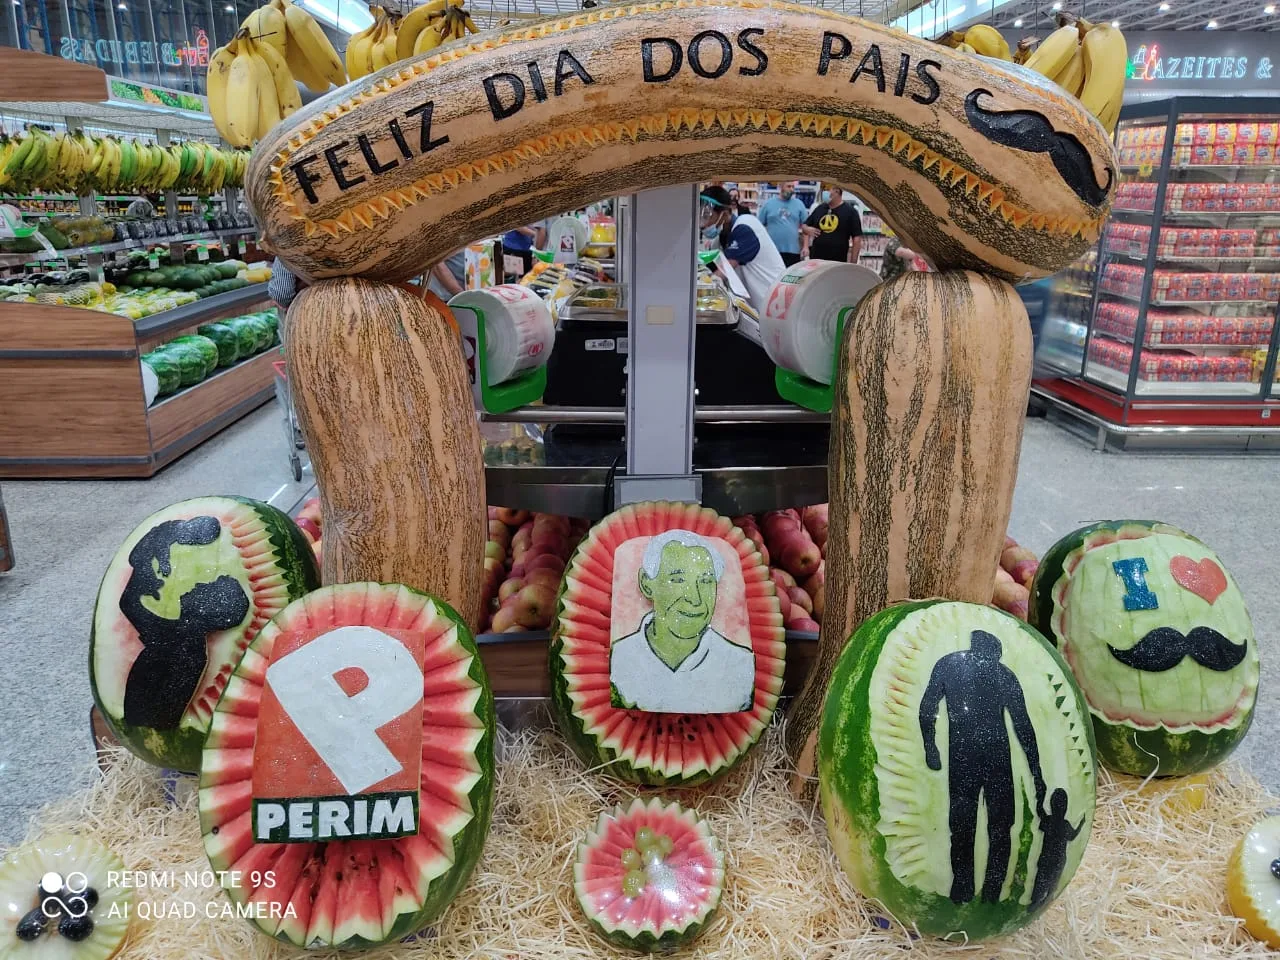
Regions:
[[617, 184, 700, 506]]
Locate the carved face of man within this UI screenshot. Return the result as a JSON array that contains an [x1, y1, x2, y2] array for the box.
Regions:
[[141, 536, 235, 620], [639, 541, 718, 641]]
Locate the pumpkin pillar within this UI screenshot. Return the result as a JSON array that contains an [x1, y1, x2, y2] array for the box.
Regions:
[[284, 277, 485, 631], [786, 270, 1033, 784]]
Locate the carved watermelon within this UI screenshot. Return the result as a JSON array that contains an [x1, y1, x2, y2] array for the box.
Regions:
[[198, 583, 494, 950], [549, 501, 785, 785], [574, 797, 724, 953], [1030, 520, 1258, 777], [90, 496, 319, 772], [818, 600, 1096, 941]]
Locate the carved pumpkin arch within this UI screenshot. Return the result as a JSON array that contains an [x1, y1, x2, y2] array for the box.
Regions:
[[246, 0, 1117, 284]]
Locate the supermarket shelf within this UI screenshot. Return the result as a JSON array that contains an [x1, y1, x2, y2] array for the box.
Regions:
[[1032, 384, 1280, 452], [1085, 361, 1263, 396], [134, 282, 270, 348], [1120, 164, 1279, 173], [1112, 207, 1280, 223], [0, 228, 257, 267], [1099, 289, 1279, 309], [1105, 250, 1280, 265], [1092, 331, 1271, 351], [486, 462, 828, 519]]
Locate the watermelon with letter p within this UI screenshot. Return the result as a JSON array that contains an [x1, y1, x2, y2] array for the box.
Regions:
[[199, 582, 495, 949], [818, 600, 1096, 941]]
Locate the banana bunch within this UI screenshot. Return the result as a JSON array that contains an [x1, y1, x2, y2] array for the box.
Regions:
[[1022, 16, 1127, 132], [209, 0, 344, 146], [938, 23, 1011, 60], [394, 0, 478, 64], [209, 27, 302, 147], [347, 6, 399, 80], [0, 128, 248, 194]]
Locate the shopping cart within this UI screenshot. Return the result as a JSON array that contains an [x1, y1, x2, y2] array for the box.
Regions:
[[272, 359, 306, 482]]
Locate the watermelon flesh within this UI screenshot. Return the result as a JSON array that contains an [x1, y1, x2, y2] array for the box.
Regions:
[[198, 583, 495, 950], [574, 797, 724, 953], [90, 496, 318, 771], [550, 501, 785, 786]]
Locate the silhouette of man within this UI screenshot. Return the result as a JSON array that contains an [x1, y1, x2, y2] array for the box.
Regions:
[[119, 516, 250, 730], [919, 629, 1046, 904]]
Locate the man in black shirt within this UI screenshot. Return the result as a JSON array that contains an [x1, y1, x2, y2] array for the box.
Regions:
[[802, 186, 863, 263]]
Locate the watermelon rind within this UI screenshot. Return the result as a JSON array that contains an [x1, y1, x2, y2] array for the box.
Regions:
[[549, 501, 785, 786], [199, 583, 495, 951], [168, 334, 219, 376], [142, 350, 180, 396], [1030, 520, 1258, 778], [574, 796, 723, 953], [197, 322, 241, 367], [818, 600, 1097, 941], [90, 495, 319, 771]]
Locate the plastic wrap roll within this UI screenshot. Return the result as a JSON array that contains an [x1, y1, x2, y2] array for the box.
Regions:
[[449, 285, 556, 388], [761, 261, 882, 384]]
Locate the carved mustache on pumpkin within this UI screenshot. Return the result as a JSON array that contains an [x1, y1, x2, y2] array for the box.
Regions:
[[964, 90, 1114, 208], [1109, 626, 1248, 673]]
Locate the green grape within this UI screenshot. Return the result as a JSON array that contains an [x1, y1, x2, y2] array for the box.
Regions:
[[620, 847, 641, 870], [622, 869, 647, 898]]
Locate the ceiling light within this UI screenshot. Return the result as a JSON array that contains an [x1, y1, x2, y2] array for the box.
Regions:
[[1051, 1, 1062, 9], [1013, 17, 1023, 25], [1158, 2, 1170, 8], [224, 3, 234, 9], [1265, 4, 1276, 12], [1206, 18, 1218, 26], [115, 2, 126, 8], [1111, 19, 1120, 25]]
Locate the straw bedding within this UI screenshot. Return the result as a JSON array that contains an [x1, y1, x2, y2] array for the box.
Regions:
[[16, 720, 1279, 959]]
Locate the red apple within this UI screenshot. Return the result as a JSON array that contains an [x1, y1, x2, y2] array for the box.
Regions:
[[780, 537, 822, 579], [495, 507, 530, 526], [310, 539, 322, 566], [787, 586, 813, 616], [490, 604, 521, 633], [484, 540, 506, 563], [515, 583, 557, 629], [524, 568, 563, 590], [526, 553, 566, 576], [787, 616, 821, 633], [509, 561, 526, 579], [295, 516, 321, 542], [770, 568, 796, 592], [498, 577, 525, 604], [530, 531, 568, 556], [488, 519, 511, 544]]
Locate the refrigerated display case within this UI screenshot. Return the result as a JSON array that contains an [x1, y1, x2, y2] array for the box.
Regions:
[[1033, 96, 1280, 450]]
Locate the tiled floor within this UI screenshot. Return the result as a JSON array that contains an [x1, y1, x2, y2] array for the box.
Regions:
[[0, 411, 1275, 845]]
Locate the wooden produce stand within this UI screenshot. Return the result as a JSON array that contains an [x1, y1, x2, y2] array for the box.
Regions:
[[0, 284, 274, 478]]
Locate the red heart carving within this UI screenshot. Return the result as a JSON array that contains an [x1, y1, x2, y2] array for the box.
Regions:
[[1169, 556, 1228, 605]]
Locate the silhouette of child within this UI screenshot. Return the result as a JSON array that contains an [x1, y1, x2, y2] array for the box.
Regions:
[[1030, 788, 1083, 909]]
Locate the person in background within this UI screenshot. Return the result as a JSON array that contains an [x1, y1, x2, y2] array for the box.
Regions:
[[428, 249, 467, 300], [501, 223, 546, 280], [757, 181, 809, 267], [728, 187, 750, 215], [803, 186, 862, 263], [699, 185, 785, 313], [880, 235, 922, 285]]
